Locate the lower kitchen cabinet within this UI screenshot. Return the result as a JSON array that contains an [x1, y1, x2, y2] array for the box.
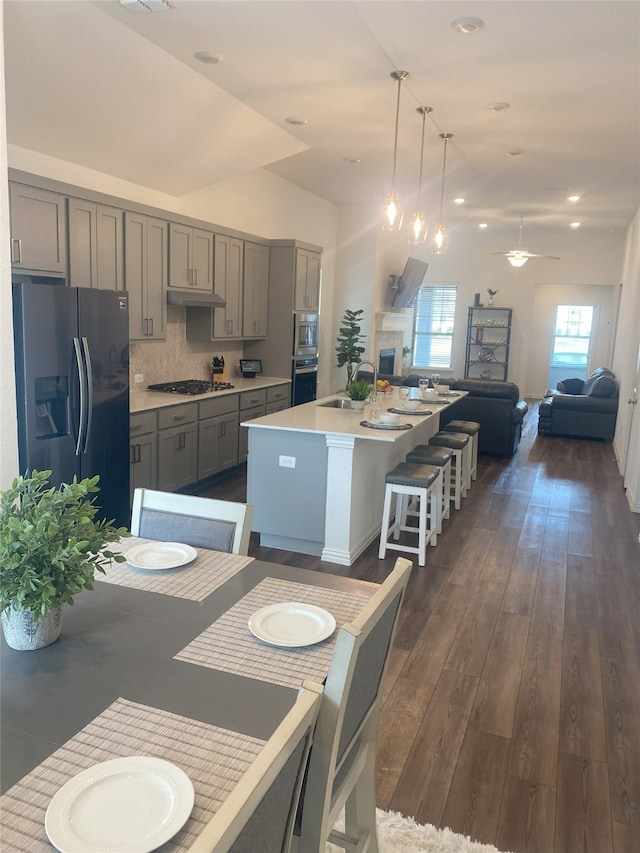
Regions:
[[238, 389, 267, 464], [157, 403, 198, 491], [197, 395, 239, 479], [130, 411, 158, 499]]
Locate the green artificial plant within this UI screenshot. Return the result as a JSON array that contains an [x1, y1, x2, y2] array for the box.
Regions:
[[341, 379, 374, 401], [335, 308, 366, 383], [0, 470, 129, 620]]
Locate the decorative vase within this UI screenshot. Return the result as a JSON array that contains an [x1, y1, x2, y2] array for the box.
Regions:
[[350, 400, 366, 410], [487, 295, 494, 306], [1, 606, 62, 650]]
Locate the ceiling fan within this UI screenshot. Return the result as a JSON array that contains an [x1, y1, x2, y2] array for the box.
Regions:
[[487, 215, 561, 267]]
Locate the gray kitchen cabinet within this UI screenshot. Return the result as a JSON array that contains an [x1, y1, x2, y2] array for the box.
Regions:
[[168, 223, 214, 291], [294, 247, 321, 312], [242, 242, 269, 338], [130, 411, 158, 499], [212, 234, 244, 339], [68, 199, 123, 290], [125, 212, 168, 341], [237, 389, 267, 464], [197, 395, 239, 479], [157, 403, 198, 491], [266, 384, 290, 408], [9, 183, 67, 274]]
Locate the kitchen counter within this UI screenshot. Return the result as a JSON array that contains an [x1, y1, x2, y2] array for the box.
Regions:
[[245, 388, 466, 565], [130, 376, 291, 413]]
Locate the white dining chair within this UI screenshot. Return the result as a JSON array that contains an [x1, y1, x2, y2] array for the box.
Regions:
[[130, 488, 254, 555], [187, 681, 323, 853], [294, 557, 412, 853]]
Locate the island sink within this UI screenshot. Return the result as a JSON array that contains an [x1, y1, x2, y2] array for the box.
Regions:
[[317, 399, 353, 409]]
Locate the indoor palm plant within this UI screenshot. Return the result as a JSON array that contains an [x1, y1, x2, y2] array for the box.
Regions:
[[0, 469, 128, 650], [335, 308, 366, 383]]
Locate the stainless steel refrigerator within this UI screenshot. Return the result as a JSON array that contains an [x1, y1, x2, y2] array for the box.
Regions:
[[12, 282, 130, 528]]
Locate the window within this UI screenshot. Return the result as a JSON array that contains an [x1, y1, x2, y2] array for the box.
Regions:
[[411, 285, 457, 369], [551, 305, 594, 368]]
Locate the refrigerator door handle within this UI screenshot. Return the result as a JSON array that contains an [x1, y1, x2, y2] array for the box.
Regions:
[[81, 337, 93, 454], [73, 337, 87, 455]]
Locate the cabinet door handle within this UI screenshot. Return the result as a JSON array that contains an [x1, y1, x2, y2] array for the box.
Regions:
[[173, 415, 186, 422], [11, 238, 22, 264], [149, 318, 153, 337], [131, 424, 142, 433], [193, 268, 198, 286], [221, 421, 226, 437]]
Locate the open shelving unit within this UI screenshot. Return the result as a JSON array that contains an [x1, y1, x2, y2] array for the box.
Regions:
[[464, 306, 512, 380]]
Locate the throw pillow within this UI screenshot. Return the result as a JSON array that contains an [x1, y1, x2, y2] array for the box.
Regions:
[[586, 375, 617, 397]]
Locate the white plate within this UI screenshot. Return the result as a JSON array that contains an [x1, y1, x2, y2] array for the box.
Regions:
[[45, 756, 194, 853], [125, 542, 197, 571], [248, 602, 336, 647]]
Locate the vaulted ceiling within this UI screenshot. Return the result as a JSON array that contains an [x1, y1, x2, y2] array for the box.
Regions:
[[4, 0, 640, 235]]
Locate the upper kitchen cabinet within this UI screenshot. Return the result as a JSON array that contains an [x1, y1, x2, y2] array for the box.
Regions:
[[212, 234, 244, 339], [9, 183, 67, 275], [242, 242, 269, 338], [68, 199, 124, 290], [125, 213, 168, 341], [294, 247, 321, 312], [168, 223, 214, 291]]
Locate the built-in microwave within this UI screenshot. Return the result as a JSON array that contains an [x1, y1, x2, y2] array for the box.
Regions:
[[293, 313, 319, 357]]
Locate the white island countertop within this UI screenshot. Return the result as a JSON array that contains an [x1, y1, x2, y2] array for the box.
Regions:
[[242, 389, 465, 441]]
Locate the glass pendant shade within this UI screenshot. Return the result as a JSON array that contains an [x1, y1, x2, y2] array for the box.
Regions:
[[431, 224, 449, 254], [408, 210, 427, 244], [380, 194, 404, 231], [508, 254, 528, 268], [380, 70, 409, 233]]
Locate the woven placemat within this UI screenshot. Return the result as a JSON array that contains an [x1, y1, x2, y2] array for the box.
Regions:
[[96, 537, 254, 601], [175, 577, 371, 689], [0, 697, 266, 852]]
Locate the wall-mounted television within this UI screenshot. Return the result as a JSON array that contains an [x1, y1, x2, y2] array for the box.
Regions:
[[390, 257, 429, 308]]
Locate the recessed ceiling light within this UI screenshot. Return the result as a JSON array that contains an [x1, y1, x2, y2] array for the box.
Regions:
[[454, 198, 465, 205], [193, 50, 222, 64], [451, 17, 484, 34], [479, 223, 488, 229], [120, 0, 173, 12], [570, 222, 581, 228], [343, 158, 361, 164], [285, 117, 308, 126], [488, 102, 510, 113], [506, 150, 524, 157], [566, 194, 581, 202]]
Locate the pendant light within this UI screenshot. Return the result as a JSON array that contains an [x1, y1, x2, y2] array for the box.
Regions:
[[431, 132, 453, 254], [380, 70, 409, 232], [407, 106, 432, 245]]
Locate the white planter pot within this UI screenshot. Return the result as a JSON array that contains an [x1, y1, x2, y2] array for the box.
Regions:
[[1, 605, 62, 650], [349, 400, 366, 410]]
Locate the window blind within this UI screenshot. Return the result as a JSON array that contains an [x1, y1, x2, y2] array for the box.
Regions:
[[411, 285, 457, 369]]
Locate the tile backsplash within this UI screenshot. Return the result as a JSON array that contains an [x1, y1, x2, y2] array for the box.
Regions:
[[129, 306, 243, 390]]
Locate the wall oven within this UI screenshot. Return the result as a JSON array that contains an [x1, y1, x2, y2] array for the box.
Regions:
[[292, 356, 318, 406], [293, 313, 319, 358]]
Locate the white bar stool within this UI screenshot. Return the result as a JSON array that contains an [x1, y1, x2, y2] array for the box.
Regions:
[[406, 444, 453, 534], [378, 462, 441, 567], [428, 431, 470, 510], [443, 419, 480, 490]]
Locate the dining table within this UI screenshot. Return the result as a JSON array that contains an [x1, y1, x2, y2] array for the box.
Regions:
[[0, 536, 378, 851]]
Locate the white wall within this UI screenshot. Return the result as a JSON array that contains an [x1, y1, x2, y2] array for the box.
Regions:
[[0, 3, 19, 489], [613, 207, 640, 508]]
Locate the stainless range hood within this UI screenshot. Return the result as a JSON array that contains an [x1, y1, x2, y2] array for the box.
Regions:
[[167, 290, 226, 308]]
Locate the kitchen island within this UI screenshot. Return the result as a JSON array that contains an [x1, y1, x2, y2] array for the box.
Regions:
[[244, 389, 465, 566]]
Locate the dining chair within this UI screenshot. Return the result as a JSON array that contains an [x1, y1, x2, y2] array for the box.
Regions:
[[130, 488, 254, 555], [187, 681, 323, 853], [294, 557, 412, 853]]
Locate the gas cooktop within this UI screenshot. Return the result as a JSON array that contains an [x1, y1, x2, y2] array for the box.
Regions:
[[148, 380, 235, 395]]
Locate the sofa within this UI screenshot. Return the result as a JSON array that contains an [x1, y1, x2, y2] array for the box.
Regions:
[[537, 367, 619, 440], [358, 372, 528, 458]]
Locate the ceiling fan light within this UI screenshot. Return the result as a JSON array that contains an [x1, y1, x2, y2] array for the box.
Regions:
[[380, 194, 404, 231], [431, 224, 449, 255], [508, 254, 528, 268], [408, 211, 428, 245]]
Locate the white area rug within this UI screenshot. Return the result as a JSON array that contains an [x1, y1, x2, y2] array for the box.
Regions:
[[326, 808, 506, 853]]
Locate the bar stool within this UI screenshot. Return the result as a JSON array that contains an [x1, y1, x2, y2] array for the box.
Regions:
[[379, 462, 441, 567], [428, 431, 470, 510], [444, 419, 480, 490], [406, 445, 452, 534]]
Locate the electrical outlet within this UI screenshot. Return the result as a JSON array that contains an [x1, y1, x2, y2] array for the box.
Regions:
[[279, 455, 296, 469], [134, 374, 144, 384]]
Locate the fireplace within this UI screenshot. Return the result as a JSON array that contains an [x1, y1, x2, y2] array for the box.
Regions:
[[379, 348, 396, 375]]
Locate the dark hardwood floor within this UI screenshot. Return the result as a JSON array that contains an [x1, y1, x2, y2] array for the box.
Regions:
[[197, 404, 640, 853]]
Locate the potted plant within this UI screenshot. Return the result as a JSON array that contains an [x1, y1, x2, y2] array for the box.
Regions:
[[335, 308, 366, 383], [340, 379, 373, 410], [487, 288, 498, 306], [0, 469, 128, 651]]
